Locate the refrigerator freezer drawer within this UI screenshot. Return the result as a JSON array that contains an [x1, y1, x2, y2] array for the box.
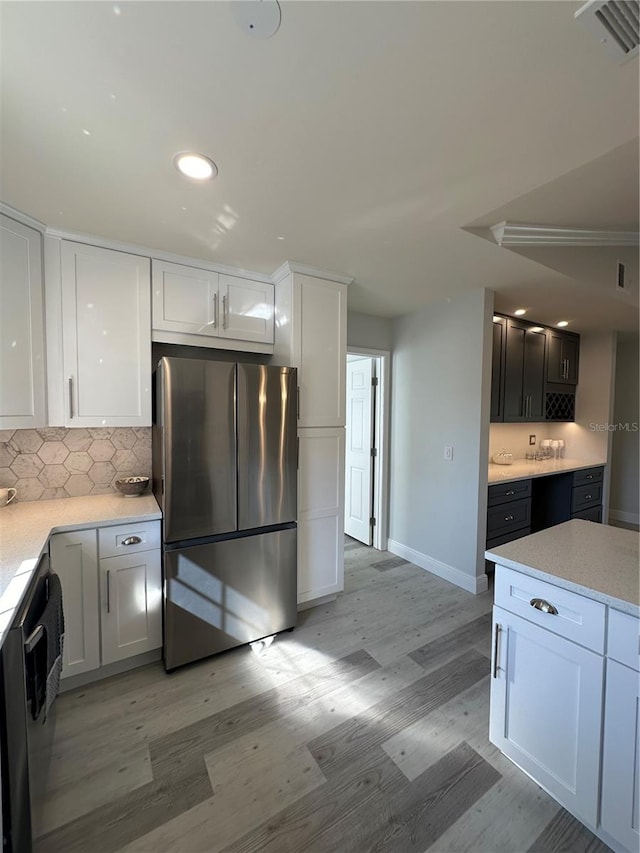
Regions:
[[163, 526, 297, 670]]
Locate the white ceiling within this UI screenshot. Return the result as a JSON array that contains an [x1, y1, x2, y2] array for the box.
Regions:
[[1, 1, 638, 332]]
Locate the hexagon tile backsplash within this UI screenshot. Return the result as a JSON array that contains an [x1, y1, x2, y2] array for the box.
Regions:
[[0, 428, 152, 502]]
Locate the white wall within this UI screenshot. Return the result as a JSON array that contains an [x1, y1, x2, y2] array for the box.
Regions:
[[609, 332, 639, 524], [388, 288, 492, 594], [347, 311, 393, 351]]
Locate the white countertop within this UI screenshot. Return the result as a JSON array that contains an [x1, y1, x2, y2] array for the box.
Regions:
[[486, 519, 639, 615], [0, 494, 161, 647], [488, 457, 605, 485]]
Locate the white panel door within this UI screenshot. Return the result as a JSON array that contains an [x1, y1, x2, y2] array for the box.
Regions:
[[219, 275, 274, 343], [50, 529, 99, 678], [600, 659, 640, 853], [297, 276, 346, 428], [344, 358, 374, 544], [298, 427, 345, 602], [490, 606, 603, 825], [61, 242, 151, 427], [0, 215, 46, 429], [100, 549, 162, 665], [152, 260, 218, 336]]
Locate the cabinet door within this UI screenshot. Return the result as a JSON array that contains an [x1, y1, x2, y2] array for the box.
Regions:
[[297, 427, 345, 603], [547, 332, 579, 385], [600, 659, 640, 853], [0, 215, 46, 429], [100, 549, 162, 665], [61, 242, 151, 427], [49, 529, 99, 678], [503, 320, 546, 421], [152, 260, 218, 337], [490, 606, 603, 824], [297, 276, 347, 428], [218, 275, 274, 343], [490, 316, 506, 422]]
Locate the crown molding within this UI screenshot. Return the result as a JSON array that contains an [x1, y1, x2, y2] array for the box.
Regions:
[[490, 221, 640, 247], [0, 202, 47, 232], [271, 260, 353, 286]]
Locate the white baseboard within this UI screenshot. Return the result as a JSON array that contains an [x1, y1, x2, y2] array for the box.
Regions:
[[608, 509, 640, 526], [387, 539, 488, 595]]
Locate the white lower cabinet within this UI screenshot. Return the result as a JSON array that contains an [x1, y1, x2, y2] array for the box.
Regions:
[[297, 427, 345, 603], [490, 565, 640, 853], [50, 529, 100, 678], [490, 605, 603, 824], [50, 520, 161, 679]]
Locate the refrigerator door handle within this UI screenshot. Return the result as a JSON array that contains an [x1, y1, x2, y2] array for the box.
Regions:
[[296, 436, 299, 470]]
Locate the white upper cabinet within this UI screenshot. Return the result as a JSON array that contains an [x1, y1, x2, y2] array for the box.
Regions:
[[60, 241, 151, 427], [274, 272, 347, 428], [219, 274, 274, 344], [0, 215, 46, 429], [152, 260, 274, 351]]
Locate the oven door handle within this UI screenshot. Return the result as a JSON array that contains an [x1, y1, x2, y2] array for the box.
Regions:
[[24, 624, 44, 654]]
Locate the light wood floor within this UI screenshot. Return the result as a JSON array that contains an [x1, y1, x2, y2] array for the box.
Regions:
[[35, 538, 612, 853]]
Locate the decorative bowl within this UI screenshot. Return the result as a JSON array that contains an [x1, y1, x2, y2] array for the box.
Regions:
[[115, 476, 150, 497]]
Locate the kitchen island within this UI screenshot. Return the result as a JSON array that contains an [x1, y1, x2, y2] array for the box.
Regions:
[[486, 520, 639, 853]]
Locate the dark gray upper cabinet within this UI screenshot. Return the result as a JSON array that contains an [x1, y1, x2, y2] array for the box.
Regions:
[[502, 319, 546, 422], [490, 316, 506, 422], [547, 331, 579, 386]]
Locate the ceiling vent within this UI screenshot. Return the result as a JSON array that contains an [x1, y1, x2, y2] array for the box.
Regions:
[[575, 0, 640, 63]]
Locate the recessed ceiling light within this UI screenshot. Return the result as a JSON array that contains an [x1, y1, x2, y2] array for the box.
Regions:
[[514, 308, 526, 316], [557, 320, 569, 327], [174, 152, 218, 181], [530, 326, 543, 333], [277, 236, 285, 241]]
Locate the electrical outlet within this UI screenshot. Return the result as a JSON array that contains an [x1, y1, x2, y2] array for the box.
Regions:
[[444, 445, 453, 461], [529, 434, 536, 446]]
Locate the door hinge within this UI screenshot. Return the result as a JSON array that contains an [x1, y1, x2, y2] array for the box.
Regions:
[[370, 447, 377, 458], [371, 376, 379, 387], [370, 516, 376, 527]]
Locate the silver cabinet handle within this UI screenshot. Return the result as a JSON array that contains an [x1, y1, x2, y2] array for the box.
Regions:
[[68, 377, 74, 419], [504, 514, 514, 522], [222, 294, 228, 329], [584, 494, 592, 501], [530, 597, 558, 615], [493, 623, 501, 678], [585, 474, 593, 480], [106, 570, 111, 613], [297, 386, 300, 420], [25, 624, 44, 654], [122, 536, 142, 546], [212, 292, 218, 328], [505, 490, 515, 496]]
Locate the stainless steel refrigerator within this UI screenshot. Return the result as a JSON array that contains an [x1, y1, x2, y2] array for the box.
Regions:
[[152, 357, 297, 671]]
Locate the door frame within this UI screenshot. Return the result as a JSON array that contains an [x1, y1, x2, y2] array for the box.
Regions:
[[346, 346, 391, 551]]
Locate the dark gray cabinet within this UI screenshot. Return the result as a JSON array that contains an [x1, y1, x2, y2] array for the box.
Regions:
[[547, 331, 579, 385], [503, 319, 546, 422]]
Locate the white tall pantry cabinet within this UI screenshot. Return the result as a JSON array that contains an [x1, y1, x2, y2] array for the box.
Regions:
[[273, 268, 348, 605]]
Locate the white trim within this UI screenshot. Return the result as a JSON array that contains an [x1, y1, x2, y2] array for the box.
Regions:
[[272, 260, 353, 286], [387, 539, 489, 595], [0, 202, 46, 232], [346, 346, 391, 551], [608, 509, 640, 526], [297, 593, 337, 611], [43, 227, 273, 283], [491, 221, 639, 247], [151, 330, 274, 355]]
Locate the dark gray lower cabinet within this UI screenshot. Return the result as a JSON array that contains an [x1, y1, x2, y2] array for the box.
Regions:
[[486, 466, 604, 571]]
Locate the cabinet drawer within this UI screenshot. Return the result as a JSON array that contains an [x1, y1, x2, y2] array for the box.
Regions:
[[488, 479, 532, 507], [607, 609, 640, 671], [571, 505, 602, 523], [486, 527, 531, 551], [487, 498, 531, 538], [573, 467, 603, 487], [494, 565, 605, 653], [571, 482, 602, 513], [98, 520, 160, 558]]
